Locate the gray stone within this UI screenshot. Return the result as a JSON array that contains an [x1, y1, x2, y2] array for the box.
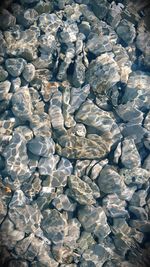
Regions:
[[78, 205, 110, 239], [86, 33, 112, 56], [121, 138, 141, 168], [106, 2, 122, 28], [22, 63, 35, 82], [86, 53, 120, 95], [38, 13, 62, 34], [52, 194, 76, 211], [129, 206, 148, 221], [0, 9, 16, 31], [72, 55, 86, 87], [17, 8, 38, 28], [120, 167, 150, 188], [0, 66, 8, 82], [3, 132, 31, 181], [63, 218, 81, 249], [27, 136, 55, 157], [143, 154, 150, 170], [67, 175, 96, 205], [41, 209, 67, 244], [0, 80, 11, 101], [98, 165, 125, 195], [102, 193, 128, 218], [11, 88, 33, 121], [8, 260, 29, 267], [69, 84, 90, 114], [5, 58, 26, 77], [129, 190, 147, 207], [116, 19, 136, 45], [38, 155, 59, 176], [90, 0, 109, 20]]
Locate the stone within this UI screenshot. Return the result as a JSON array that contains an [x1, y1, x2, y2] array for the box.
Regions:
[[41, 209, 67, 244], [78, 205, 110, 239], [74, 160, 91, 177], [17, 8, 38, 28], [102, 193, 128, 218], [143, 133, 150, 150], [121, 138, 141, 168], [106, 2, 122, 28], [86, 53, 120, 95], [98, 165, 126, 195], [129, 190, 147, 207], [128, 206, 148, 221], [116, 19, 136, 45], [0, 80, 11, 101], [0, 9, 16, 31], [56, 134, 110, 159], [143, 154, 150, 170], [57, 46, 75, 81], [9, 190, 26, 208], [38, 155, 59, 176], [5, 58, 26, 77], [72, 55, 86, 87], [8, 260, 29, 267], [11, 88, 33, 121], [14, 126, 33, 141], [52, 244, 73, 264], [63, 218, 81, 249], [90, 0, 109, 20], [52, 194, 76, 211], [69, 84, 90, 114], [60, 22, 79, 43], [136, 30, 150, 68], [38, 13, 62, 34], [67, 175, 96, 205], [120, 167, 150, 188], [0, 66, 8, 82], [27, 136, 55, 157], [3, 132, 31, 181], [116, 103, 143, 124], [86, 33, 112, 56], [89, 160, 108, 180], [74, 123, 87, 137], [81, 244, 110, 267], [82, 175, 100, 199], [22, 63, 35, 82]]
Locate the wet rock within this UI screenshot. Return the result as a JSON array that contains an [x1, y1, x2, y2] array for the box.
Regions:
[[38, 13, 62, 34], [121, 138, 141, 168], [67, 175, 96, 205], [129, 206, 148, 221], [9, 189, 26, 208], [60, 22, 79, 43], [86, 53, 120, 95], [143, 154, 150, 170], [129, 189, 147, 207], [56, 134, 110, 159], [27, 136, 55, 157], [78, 205, 110, 239], [116, 19, 136, 45], [8, 260, 29, 267], [81, 244, 110, 267], [11, 87, 33, 121], [14, 125, 33, 141], [0, 66, 8, 82], [0, 9, 16, 31], [136, 30, 150, 68], [73, 55, 86, 87], [102, 193, 128, 218], [98, 165, 126, 195], [82, 175, 100, 199], [22, 63, 35, 82], [38, 155, 59, 176], [52, 194, 76, 211], [3, 132, 31, 181], [116, 103, 143, 124], [64, 218, 81, 248], [41, 209, 67, 244], [90, 0, 109, 20], [17, 8, 38, 28], [52, 244, 73, 264], [106, 2, 122, 28], [0, 80, 11, 101], [5, 58, 26, 77], [74, 123, 87, 137], [86, 33, 112, 56], [120, 167, 150, 188], [69, 84, 90, 114]]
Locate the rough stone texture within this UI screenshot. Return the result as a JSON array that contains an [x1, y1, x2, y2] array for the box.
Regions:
[[121, 138, 141, 169], [5, 58, 26, 77]]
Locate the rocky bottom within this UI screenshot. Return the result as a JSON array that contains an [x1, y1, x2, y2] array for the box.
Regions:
[[0, 0, 150, 266]]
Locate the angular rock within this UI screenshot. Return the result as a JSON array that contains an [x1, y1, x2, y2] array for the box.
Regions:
[[5, 58, 26, 77], [38, 155, 59, 176], [78, 205, 110, 239], [86, 53, 120, 95], [72, 55, 86, 87], [120, 167, 150, 188], [52, 194, 76, 212], [41, 209, 67, 244], [69, 84, 90, 114], [116, 19, 136, 45], [11, 88, 33, 121], [22, 63, 35, 82], [0, 9, 16, 31], [0, 66, 8, 82], [0, 80, 11, 101], [102, 193, 128, 218], [129, 190, 147, 207], [121, 138, 141, 168], [86, 33, 112, 56], [3, 132, 31, 180], [67, 175, 96, 205]]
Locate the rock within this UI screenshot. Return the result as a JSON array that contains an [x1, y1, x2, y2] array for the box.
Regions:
[[67, 175, 96, 205], [74, 123, 87, 137], [129, 189, 147, 207], [98, 165, 125, 195], [5, 58, 26, 77], [60, 22, 79, 43], [64, 218, 81, 249], [38, 155, 59, 176], [8, 260, 29, 267], [14, 126, 33, 141], [129, 206, 148, 221], [86, 33, 112, 56], [90, 0, 109, 20], [27, 136, 55, 157], [86, 53, 120, 95], [82, 175, 100, 198], [4, 27, 40, 60], [136, 30, 150, 68], [102, 193, 128, 218], [116, 103, 143, 124], [116, 19, 136, 45], [56, 134, 110, 159], [120, 167, 150, 188], [0, 80, 11, 101], [11, 88, 33, 121], [106, 2, 122, 28], [52, 244, 73, 264], [143, 154, 150, 170], [9, 190, 26, 208], [17, 8, 38, 28], [78, 205, 110, 239], [22, 63, 35, 82], [0, 9, 16, 31], [72, 55, 86, 87], [69, 84, 90, 114], [41, 209, 67, 244], [52, 194, 76, 212], [121, 138, 141, 168], [38, 13, 62, 34], [0, 66, 8, 82], [81, 244, 110, 267], [3, 132, 31, 181]]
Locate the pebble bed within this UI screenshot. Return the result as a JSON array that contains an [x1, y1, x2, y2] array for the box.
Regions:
[[0, 0, 150, 266]]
